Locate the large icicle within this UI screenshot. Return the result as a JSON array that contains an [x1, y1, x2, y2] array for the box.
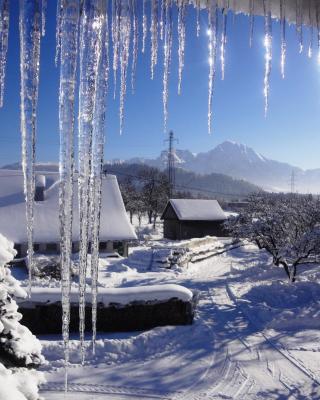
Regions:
[[150, 0, 158, 79], [90, 11, 108, 353], [41, 0, 47, 36], [196, 0, 200, 37], [296, 0, 303, 53], [131, 0, 138, 93], [55, 0, 62, 66], [177, 0, 186, 94], [78, 0, 105, 364], [220, 3, 227, 81], [317, 2, 320, 63], [280, 0, 286, 78], [142, 0, 147, 53], [0, 0, 9, 108], [112, 0, 120, 98], [19, 0, 41, 295], [263, 0, 272, 117], [207, 0, 218, 134], [119, 0, 131, 134], [249, 0, 254, 47], [308, 0, 313, 58], [58, 0, 79, 390], [163, 0, 173, 132]]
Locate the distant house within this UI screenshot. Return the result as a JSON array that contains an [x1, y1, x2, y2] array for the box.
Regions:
[[0, 170, 137, 257], [161, 199, 227, 240]]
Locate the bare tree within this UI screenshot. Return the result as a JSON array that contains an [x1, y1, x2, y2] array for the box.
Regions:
[[139, 167, 170, 226], [226, 192, 320, 282]]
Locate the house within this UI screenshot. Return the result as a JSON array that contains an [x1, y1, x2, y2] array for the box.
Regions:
[[161, 199, 227, 240], [0, 169, 137, 257]]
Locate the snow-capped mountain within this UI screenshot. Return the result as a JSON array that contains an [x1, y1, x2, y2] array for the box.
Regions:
[[122, 141, 320, 193]]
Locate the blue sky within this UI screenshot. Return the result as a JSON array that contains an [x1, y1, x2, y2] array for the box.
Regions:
[[0, 2, 320, 169]]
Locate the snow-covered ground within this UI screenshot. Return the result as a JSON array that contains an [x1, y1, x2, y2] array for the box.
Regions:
[[22, 240, 320, 399]]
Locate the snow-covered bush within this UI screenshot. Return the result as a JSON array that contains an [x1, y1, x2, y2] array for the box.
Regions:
[[226, 193, 320, 282], [0, 234, 45, 399]]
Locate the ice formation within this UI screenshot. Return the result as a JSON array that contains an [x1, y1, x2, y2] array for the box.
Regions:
[[0, 0, 317, 391], [19, 0, 42, 295], [57, 0, 80, 388]]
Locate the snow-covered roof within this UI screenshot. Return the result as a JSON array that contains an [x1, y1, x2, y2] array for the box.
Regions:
[[196, 1, 316, 26], [0, 170, 137, 243], [165, 199, 227, 221]]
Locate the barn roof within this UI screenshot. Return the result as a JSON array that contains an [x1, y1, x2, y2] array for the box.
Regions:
[[162, 199, 227, 221], [0, 170, 137, 243]]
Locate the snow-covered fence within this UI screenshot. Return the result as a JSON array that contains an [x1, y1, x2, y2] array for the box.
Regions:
[[18, 285, 198, 334]]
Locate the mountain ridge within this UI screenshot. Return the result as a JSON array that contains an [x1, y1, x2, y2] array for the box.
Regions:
[[107, 141, 319, 193]]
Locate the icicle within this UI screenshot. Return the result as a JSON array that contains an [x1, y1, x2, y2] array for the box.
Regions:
[[280, 0, 286, 79], [196, 0, 200, 37], [131, 0, 138, 93], [119, 0, 131, 134], [160, 0, 164, 40], [58, 0, 79, 390], [142, 0, 147, 53], [112, 0, 120, 99], [296, 0, 303, 53], [78, 0, 105, 364], [0, 0, 9, 108], [308, 0, 313, 58], [220, 5, 227, 81], [41, 0, 47, 37], [150, 0, 158, 79], [177, 0, 187, 94], [163, 0, 172, 132], [55, 0, 62, 66], [90, 7, 108, 356], [249, 0, 254, 47], [207, 0, 218, 134], [19, 0, 41, 296], [263, 0, 272, 117], [316, 2, 320, 64]]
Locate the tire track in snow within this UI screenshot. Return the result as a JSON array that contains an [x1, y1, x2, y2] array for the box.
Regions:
[[226, 283, 320, 387], [225, 282, 320, 397], [41, 382, 174, 399]]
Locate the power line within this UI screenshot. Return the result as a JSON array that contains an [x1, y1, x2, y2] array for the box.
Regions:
[[104, 168, 255, 199]]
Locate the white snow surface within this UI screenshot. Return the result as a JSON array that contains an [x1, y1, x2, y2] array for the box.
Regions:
[[0, 170, 137, 243], [18, 284, 193, 307], [0, 233, 45, 400], [167, 198, 226, 221], [37, 240, 320, 399]]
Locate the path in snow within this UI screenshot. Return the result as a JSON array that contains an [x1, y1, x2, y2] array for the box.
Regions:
[[40, 246, 320, 399]]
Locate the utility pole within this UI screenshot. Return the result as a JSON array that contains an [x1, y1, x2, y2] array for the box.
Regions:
[[165, 130, 178, 198]]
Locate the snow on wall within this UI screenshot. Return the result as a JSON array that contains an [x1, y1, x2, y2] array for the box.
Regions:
[[18, 284, 193, 307], [0, 171, 137, 243], [168, 199, 227, 221]]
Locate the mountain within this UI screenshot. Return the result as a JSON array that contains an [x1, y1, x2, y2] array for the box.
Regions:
[[1, 162, 59, 172], [119, 141, 320, 193], [105, 162, 261, 200]]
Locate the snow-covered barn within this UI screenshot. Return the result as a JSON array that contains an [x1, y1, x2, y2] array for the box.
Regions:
[[0, 170, 137, 257], [161, 199, 227, 240]]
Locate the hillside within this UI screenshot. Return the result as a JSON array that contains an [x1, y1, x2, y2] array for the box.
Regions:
[[110, 141, 320, 193], [105, 163, 261, 200]]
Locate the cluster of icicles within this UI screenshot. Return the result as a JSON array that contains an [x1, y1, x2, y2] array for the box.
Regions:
[[0, 0, 318, 390]]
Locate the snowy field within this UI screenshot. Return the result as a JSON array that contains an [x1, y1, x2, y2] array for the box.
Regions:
[[19, 240, 320, 400]]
